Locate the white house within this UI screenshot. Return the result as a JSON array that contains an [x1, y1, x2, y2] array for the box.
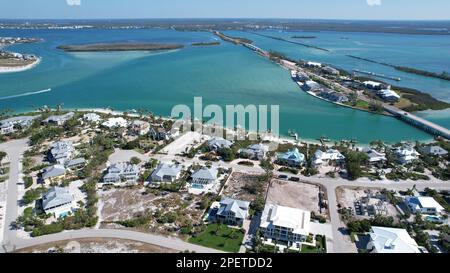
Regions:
[[406, 196, 444, 215], [418, 145, 448, 157], [42, 112, 75, 126], [83, 113, 101, 123], [102, 117, 128, 129], [394, 147, 420, 164], [363, 148, 387, 164], [150, 163, 183, 183], [363, 81, 384, 90], [306, 61, 322, 68], [367, 226, 421, 253], [102, 162, 140, 185], [260, 204, 311, 248], [191, 166, 218, 185], [214, 197, 250, 226], [312, 149, 345, 166], [48, 141, 75, 165]]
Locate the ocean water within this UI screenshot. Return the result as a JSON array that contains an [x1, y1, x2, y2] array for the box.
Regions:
[[0, 28, 447, 143]]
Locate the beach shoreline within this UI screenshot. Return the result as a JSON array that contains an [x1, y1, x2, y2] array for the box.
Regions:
[[0, 57, 41, 74]]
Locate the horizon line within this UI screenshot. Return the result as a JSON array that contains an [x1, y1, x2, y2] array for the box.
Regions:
[[1, 17, 450, 22]]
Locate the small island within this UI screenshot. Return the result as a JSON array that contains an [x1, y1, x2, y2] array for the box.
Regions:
[[191, 41, 220, 46], [0, 37, 41, 73], [57, 43, 184, 52]]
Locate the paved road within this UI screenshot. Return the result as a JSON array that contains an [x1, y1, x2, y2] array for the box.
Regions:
[[9, 229, 223, 253], [2, 138, 450, 253], [0, 138, 28, 252]]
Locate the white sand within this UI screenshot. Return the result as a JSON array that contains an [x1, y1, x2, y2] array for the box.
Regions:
[[0, 58, 41, 74]]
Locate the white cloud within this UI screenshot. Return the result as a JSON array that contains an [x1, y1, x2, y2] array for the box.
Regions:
[[66, 0, 81, 6], [366, 0, 381, 6]]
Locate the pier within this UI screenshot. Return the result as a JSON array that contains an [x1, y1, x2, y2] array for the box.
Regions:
[[383, 105, 450, 139]]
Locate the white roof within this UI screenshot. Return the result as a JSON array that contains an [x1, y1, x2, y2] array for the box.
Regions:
[[369, 227, 420, 253], [260, 204, 311, 236], [379, 89, 400, 99], [407, 196, 444, 213], [364, 81, 382, 87], [307, 61, 322, 67], [102, 117, 128, 128]]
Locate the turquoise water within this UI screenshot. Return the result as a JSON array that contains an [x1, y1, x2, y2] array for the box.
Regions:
[[0, 28, 447, 143], [225, 30, 450, 102]]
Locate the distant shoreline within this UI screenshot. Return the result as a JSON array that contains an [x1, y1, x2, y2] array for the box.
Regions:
[[57, 43, 184, 52]]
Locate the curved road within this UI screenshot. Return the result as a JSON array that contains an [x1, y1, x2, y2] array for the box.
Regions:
[[1, 138, 449, 253]]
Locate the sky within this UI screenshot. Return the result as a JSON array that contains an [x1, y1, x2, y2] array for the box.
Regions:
[[0, 0, 449, 20]]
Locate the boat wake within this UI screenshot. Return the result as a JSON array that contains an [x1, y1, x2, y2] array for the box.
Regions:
[[0, 88, 52, 101]]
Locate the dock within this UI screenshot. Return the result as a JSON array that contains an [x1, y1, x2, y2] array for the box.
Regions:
[[383, 105, 450, 139]]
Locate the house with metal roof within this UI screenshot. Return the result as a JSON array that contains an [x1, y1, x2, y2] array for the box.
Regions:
[[276, 148, 305, 167], [102, 162, 140, 185], [239, 143, 268, 160], [214, 197, 250, 226], [191, 166, 218, 185], [260, 204, 311, 248], [48, 141, 75, 165], [207, 137, 234, 151], [393, 146, 420, 164], [0, 115, 38, 134], [101, 117, 128, 129], [41, 187, 75, 218], [42, 112, 75, 126], [363, 148, 387, 164], [40, 165, 66, 184], [66, 157, 86, 170], [367, 226, 421, 253], [406, 196, 445, 215], [418, 145, 448, 156], [312, 149, 345, 166], [151, 163, 183, 183]]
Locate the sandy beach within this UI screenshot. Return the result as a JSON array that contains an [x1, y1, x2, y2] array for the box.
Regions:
[[0, 57, 41, 74]]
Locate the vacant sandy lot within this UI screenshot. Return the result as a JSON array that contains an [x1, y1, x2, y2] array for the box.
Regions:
[[17, 238, 177, 253], [222, 172, 269, 202], [98, 187, 205, 235], [266, 180, 325, 216]]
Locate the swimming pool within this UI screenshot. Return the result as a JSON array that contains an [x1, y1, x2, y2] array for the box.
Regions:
[[191, 184, 204, 189]]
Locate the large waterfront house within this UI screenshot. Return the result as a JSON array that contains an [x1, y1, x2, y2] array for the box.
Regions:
[[260, 204, 311, 248], [130, 120, 150, 136], [102, 162, 140, 185], [312, 149, 345, 167], [42, 112, 75, 126], [367, 226, 421, 253], [363, 81, 385, 90], [83, 113, 101, 124], [191, 166, 218, 185], [305, 61, 322, 68], [41, 187, 75, 218], [363, 148, 387, 165], [418, 145, 448, 157], [321, 66, 340, 75], [276, 148, 305, 167], [48, 141, 75, 165], [0, 115, 38, 134], [149, 126, 172, 141], [393, 147, 420, 164], [40, 165, 66, 184], [406, 196, 444, 215], [207, 137, 234, 151], [302, 80, 321, 92], [101, 117, 128, 129], [213, 197, 250, 226], [239, 143, 268, 160], [150, 163, 183, 183], [318, 89, 349, 103]]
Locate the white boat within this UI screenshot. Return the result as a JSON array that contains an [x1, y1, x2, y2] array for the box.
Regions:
[[290, 70, 298, 79]]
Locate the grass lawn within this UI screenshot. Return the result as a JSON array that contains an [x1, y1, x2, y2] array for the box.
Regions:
[[300, 244, 320, 253], [188, 224, 245, 253]]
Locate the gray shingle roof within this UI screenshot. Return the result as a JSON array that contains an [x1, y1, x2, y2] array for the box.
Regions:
[[191, 167, 218, 180]]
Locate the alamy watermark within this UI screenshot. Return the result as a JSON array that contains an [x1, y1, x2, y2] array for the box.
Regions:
[[170, 97, 280, 150]]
